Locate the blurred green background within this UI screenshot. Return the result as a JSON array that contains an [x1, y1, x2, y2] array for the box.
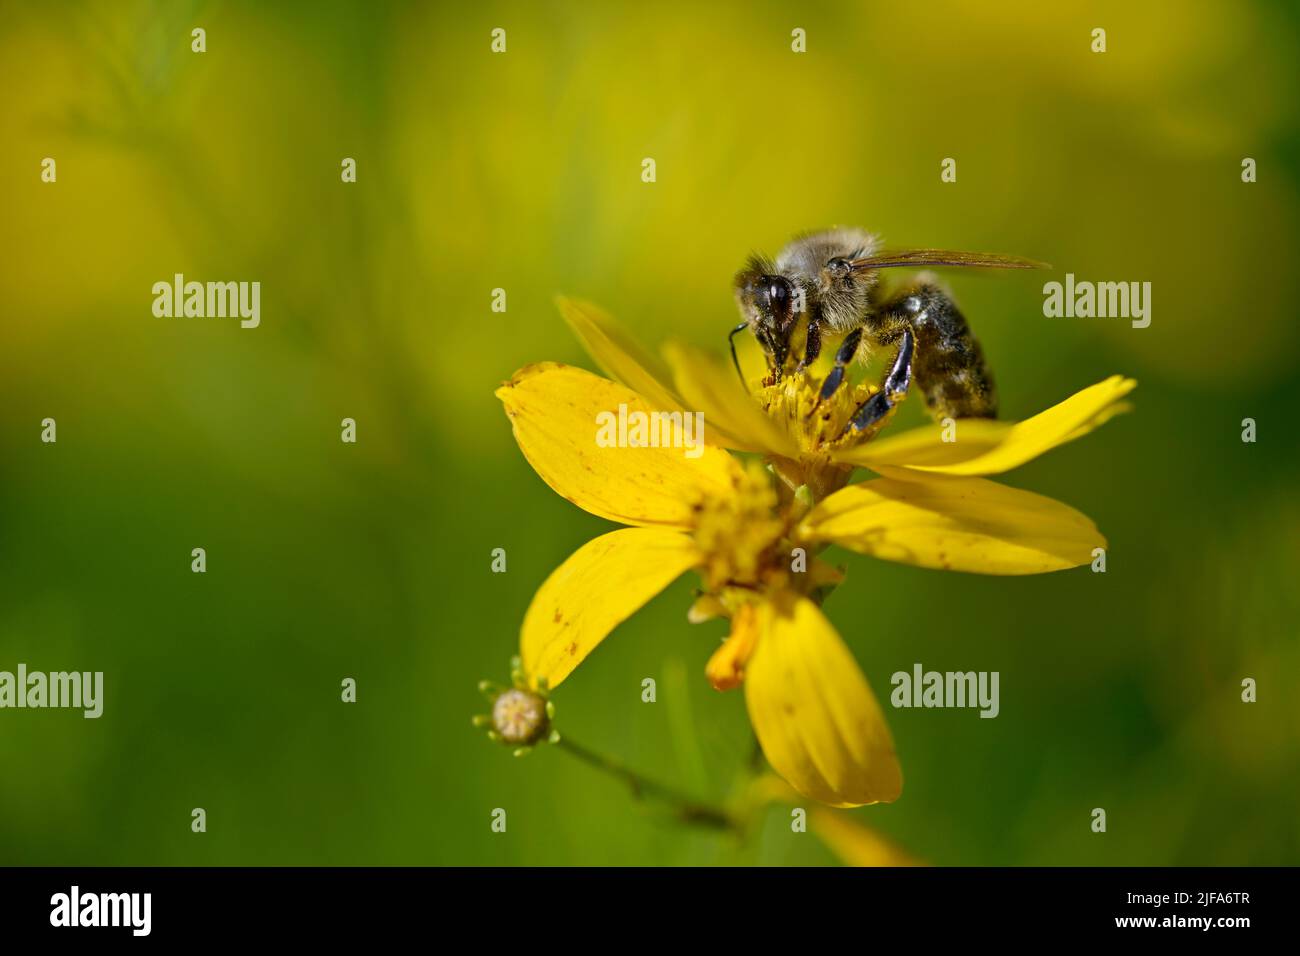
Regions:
[[1, 0, 1297, 865]]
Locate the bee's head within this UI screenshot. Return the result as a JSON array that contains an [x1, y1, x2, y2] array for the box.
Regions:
[[733, 257, 798, 364]]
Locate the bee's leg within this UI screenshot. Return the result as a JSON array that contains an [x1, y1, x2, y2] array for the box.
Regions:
[[728, 321, 749, 386], [841, 325, 913, 435], [795, 314, 823, 374], [815, 328, 863, 404]]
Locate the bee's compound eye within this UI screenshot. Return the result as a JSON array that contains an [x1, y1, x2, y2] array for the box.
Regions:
[[766, 277, 790, 308]]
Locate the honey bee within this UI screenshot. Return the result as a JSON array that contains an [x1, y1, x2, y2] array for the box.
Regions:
[[732, 227, 1048, 434]]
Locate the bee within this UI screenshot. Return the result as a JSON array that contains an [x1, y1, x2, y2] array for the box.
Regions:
[[731, 227, 1048, 435]]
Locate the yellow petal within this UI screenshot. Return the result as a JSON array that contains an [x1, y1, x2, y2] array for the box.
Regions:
[[497, 362, 741, 528], [686, 593, 728, 624], [744, 592, 902, 808], [834, 418, 1013, 470], [704, 603, 759, 691], [556, 297, 685, 415], [801, 477, 1104, 574], [748, 774, 920, 864], [833, 376, 1136, 475], [662, 342, 800, 457], [522, 528, 700, 689], [810, 809, 921, 867]]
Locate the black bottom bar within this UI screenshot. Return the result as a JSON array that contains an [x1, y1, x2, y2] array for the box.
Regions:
[[0, 866, 1290, 942]]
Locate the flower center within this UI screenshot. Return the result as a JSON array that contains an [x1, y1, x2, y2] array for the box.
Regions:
[[755, 369, 887, 457], [692, 461, 788, 591]]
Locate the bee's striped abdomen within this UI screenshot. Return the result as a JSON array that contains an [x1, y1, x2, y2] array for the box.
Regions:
[[881, 280, 997, 420]]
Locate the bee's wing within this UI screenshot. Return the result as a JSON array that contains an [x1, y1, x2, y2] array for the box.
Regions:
[[850, 249, 1051, 272]]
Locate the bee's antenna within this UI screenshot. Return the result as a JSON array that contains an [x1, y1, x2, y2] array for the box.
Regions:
[[728, 322, 749, 388]]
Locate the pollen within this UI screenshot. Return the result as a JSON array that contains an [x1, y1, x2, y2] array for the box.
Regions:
[[755, 369, 890, 457]]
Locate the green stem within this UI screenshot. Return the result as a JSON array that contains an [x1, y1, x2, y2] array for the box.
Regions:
[[555, 736, 741, 833]]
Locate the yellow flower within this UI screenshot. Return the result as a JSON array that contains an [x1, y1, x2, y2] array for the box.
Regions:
[[496, 298, 1134, 808]]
